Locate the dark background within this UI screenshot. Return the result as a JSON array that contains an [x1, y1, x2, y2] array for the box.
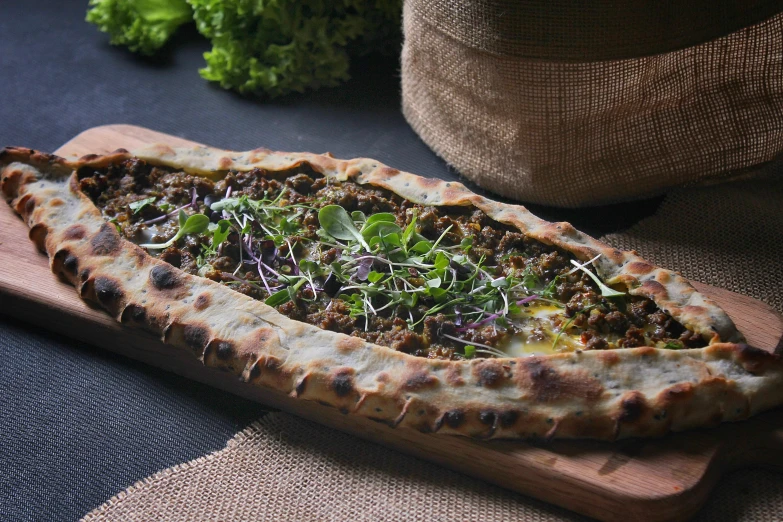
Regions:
[[0, 1, 661, 520]]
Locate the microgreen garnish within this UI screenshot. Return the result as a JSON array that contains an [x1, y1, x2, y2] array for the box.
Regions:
[[127, 181, 633, 358], [210, 220, 232, 250], [108, 216, 121, 234], [140, 210, 210, 249], [567, 255, 625, 298], [265, 288, 292, 307], [129, 196, 157, 214], [318, 204, 370, 251]]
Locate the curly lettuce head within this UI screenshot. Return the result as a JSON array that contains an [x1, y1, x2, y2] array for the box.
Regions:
[[87, 0, 401, 96], [87, 0, 193, 55]]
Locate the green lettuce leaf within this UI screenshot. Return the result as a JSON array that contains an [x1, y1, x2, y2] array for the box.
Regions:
[[87, 0, 193, 55]]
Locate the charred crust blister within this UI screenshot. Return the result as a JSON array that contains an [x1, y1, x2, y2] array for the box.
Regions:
[[120, 304, 147, 323], [63, 225, 86, 241], [403, 370, 439, 391], [193, 292, 211, 311], [473, 361, 506, 388], [216, 341, 235, 360], [736, 344, 774, 373], [28, 223, 48, 252], [150, 264, 181, 290], [90, 222, 121, 256], [63, 253, 78, 275], [442, 409, 465, 429], [52, 248, 78, 276], [330, 369, 355, 397], [479, 410, 497, 425], [183, 324, 211, 351], [618, 392, 648, 424], [94, 276, 124, 307], [24, 196, 36, 215]]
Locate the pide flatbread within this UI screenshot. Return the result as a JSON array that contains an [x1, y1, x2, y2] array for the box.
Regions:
[[2, 145, 781, 440]]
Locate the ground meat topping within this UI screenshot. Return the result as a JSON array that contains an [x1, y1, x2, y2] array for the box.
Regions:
[[76, 159, 707, 360]]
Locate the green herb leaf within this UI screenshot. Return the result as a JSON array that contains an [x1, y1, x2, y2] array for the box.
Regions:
[[428, 287, 448, 303], [371, 232, 402, 249], [129, 196, 157, 214], [330, 261, 345, 278], [521, 266, 541, 290], [402, 212, 417, 249], [434, 252, 449, 270], [463, 345, 476, 358], [140, 213, 209, 250], [318, 205, 369, 250], [411, 240, 433, 254], [362, 221, 401, 242], [179, 213, 210, 235], [108, 216, 122, 234], [426, 276, 442, 288], [211, 219, 232, 248], [364, 213, 396, 226], [265, 289, 291, 307], [400, 291, 418, 308], [367, 271, 384, 284], [279, 216, 298, 234], [209, 198, 236, 212], [299, 259, 319, 274]]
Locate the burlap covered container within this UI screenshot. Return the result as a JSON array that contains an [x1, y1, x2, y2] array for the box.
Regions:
[[401, 1, 783, 207]]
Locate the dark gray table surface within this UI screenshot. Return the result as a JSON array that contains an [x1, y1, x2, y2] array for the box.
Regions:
[[0, 1, 662, 520]]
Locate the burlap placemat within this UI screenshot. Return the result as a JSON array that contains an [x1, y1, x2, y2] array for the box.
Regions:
[[82, 174, 783, 521], [82, 413, 782, 522]]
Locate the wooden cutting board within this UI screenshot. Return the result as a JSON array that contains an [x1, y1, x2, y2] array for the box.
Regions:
[[1, 125, 782, 522]]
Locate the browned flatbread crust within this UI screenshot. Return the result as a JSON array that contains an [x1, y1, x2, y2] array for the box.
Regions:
[[2, 145, 782, 440]]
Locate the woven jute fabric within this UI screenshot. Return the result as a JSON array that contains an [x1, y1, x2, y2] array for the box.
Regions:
[[401, 2, 783, 207], [82, 414, 782, 522]]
